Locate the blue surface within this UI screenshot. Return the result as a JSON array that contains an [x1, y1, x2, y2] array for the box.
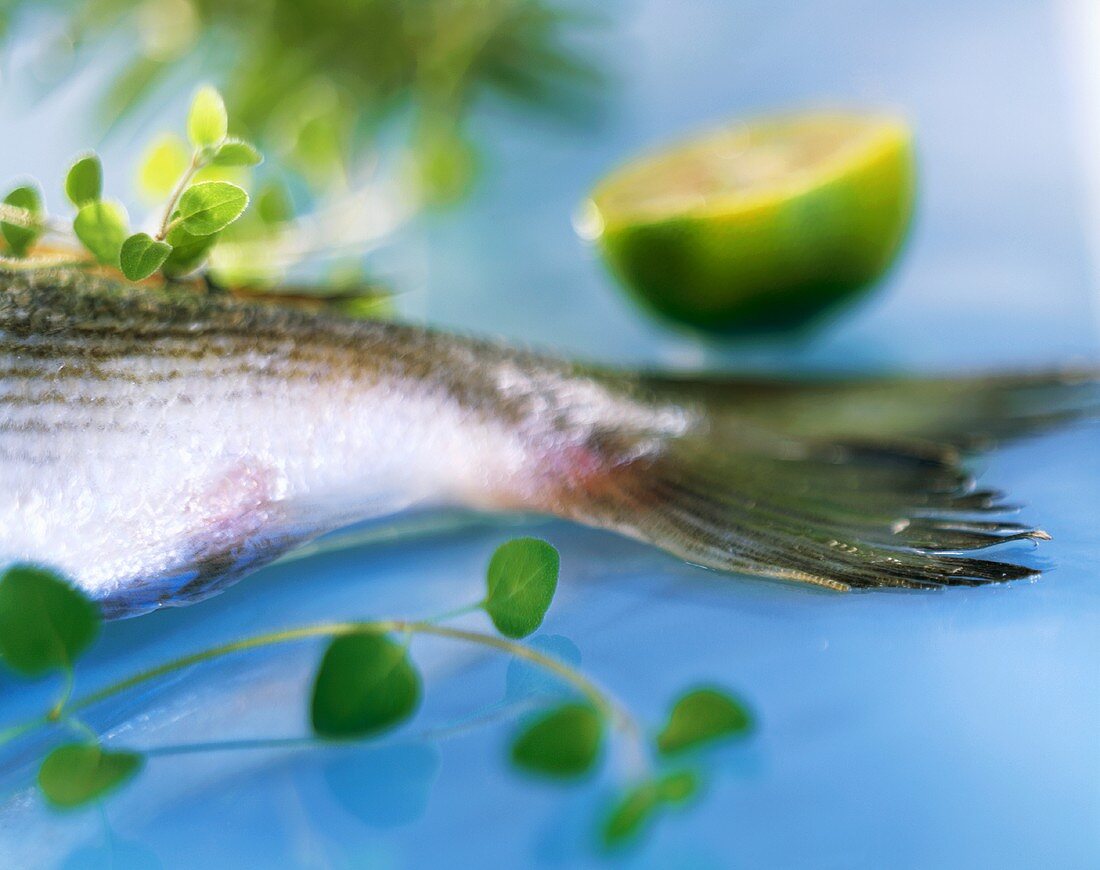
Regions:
[[1, 1, 1099, 867]]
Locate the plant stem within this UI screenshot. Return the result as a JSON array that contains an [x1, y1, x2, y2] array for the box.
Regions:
[[4, 619, 649, 775], [422, 600, 485, 624], [0, 715, 49, 745], [65, 620, 636, 734], [140, 699, 533, 757], [48, 667, 75, 722], [156, 152, 203, 240], [406, 622, 616, 719], [0, 202, 65, 232], [0, 204, 82, 248], [143, 735, 317, 758], [65, 717, 99, 744], [70, 621, 374, 714]]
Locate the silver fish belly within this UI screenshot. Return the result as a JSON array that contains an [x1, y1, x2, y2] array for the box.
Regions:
[[0, 274, 573, 613]]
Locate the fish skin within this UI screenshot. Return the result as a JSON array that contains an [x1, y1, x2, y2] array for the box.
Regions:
[[0, 268, 1092, 617], [0, 269, 687, 615]]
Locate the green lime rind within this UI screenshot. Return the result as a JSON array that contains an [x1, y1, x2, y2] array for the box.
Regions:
[[587, 114, 916, 334]]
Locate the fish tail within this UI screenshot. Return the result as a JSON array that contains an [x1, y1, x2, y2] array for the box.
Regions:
[[535, 369, 1099, 590]]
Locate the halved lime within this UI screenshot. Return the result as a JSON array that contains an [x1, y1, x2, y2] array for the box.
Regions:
[[578, 112, 916, 333]]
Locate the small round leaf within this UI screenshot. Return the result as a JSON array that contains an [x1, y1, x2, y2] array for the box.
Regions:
[[64, 153, 103, 207], [162, 224, 217, 277], [484, 538, 559, 639], [510, 702, 602, 778], [120, 233, 172, 281], [1, 184, 43, 257], [73, 200, 128, 266], [38, 744, 143, 809], [656, 769, 699, 804], [602, 782, 661, 847], [0, 565, 100, 676], [311, 632, 421, 739], [175, 181, 248, 236], [656, 687, 752, 756], [601, 771, 699, 848], [187, 85, 228, 148], [212, 139, 263, 167]]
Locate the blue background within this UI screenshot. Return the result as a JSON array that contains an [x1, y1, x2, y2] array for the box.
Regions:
[[0, 1, 1098, 867]]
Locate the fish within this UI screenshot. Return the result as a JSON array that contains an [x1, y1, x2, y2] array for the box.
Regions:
[[0, 267, 1096, 618]]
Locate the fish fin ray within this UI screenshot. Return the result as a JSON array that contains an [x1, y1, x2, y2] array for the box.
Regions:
[[542, 370, 1098, 590]]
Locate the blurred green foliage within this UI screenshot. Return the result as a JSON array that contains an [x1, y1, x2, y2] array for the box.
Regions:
[[0, 0, 604, 205]]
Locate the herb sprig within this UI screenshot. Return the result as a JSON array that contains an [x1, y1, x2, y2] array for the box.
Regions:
[[0, 86, 258, 283], [0, 0, 603, 204], [0, 538, 754, 850]]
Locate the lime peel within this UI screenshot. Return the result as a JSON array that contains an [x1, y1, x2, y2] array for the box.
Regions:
[[586, 111, 917, 333]]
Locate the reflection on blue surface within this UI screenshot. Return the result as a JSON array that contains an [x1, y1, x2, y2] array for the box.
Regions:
[[1, 1, 1098, 867], [322, 743, 441, 830]]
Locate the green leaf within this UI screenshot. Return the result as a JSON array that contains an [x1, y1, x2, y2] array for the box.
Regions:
[[64, 153, 103, 207], [138, 134, 190, 200], [656, 769, 699, 804], [0, 565, 100, 676], [73, 200, 128, 266], [187, 85, 228, 148], [656, 687, 752, 756], [175, 181, 248, 236], [484, 537, 559, 639], [120, 233, 172, 281], [212, 139, 263, 167], [311, 632, 421, 739], [510, 702, 602, 778], [601, 771, 699, 848], [38, 744, 143, 809], [1, 185, 43, 257], [162, 224, 217, 277], [602, 781, 661, 847]]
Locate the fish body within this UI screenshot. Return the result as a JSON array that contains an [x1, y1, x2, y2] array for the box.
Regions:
[[1, 269, 1093, 617], [0, 270, 686, 613]]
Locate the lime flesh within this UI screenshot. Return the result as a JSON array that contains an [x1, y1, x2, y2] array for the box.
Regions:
[[582, 113, 916, 334]]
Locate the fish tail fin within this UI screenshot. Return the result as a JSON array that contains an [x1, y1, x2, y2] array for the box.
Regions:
[[537, 369, 1099, 590]]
